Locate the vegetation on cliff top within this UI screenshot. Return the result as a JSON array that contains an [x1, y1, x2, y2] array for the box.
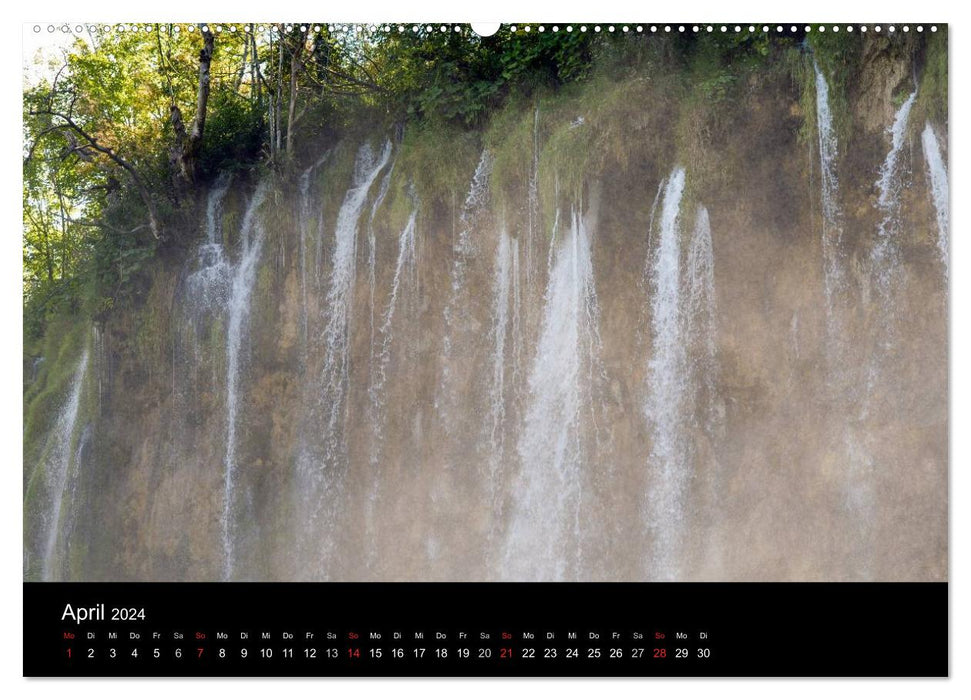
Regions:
[[23, 25, 944, 349]]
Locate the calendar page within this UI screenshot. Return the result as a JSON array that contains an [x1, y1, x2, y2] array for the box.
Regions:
[[22, 20, 948, 677]]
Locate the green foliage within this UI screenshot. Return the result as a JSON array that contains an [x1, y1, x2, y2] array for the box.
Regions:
[[398, 122, 479, 207], [807, 30, 864, 94], [23, 24, 946, 390], [484, 94, 538, 214], [198, 91, 266, 179], [913, 28, 948, 129], [805, 31, 862, 142], [369, 26, 594, 127], [23, 320, 88, 462]]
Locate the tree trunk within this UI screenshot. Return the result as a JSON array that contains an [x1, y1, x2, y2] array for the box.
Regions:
[[170, 25, 214, 188], [286, 30, 305, 156], [189, 27, 215, 149], [276, 27, 284, 157], [175, 26, 215, 184]]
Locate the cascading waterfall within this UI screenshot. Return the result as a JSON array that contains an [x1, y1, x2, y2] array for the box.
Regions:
[[221, 181, 269, 581], [299, 154, 330, 346], [862, 89, 918, 409], [316, 141, 392, 472], [291, 141, 391, 579], [487, 227, 522, 527], [61, 423, 93, 567], [363, 207, 418, 567], [438, 149, 493, 425], [843, 90, 916, 579], [921, 123, 949, 276], [684, 205, 722, 573], [444, 150, 492, 344], [185, 173, 233, 314], [178, 175, 234, 438], [813, 61, 846, 351], [368, 207, 418, 462], [643, 168, 689, 580], [20, 30, 952, 591], [38, 348, 90, 581], [502, 207, 600, 581], [685, 206, 718, 432], [811, 65, 877, 579], [526, 107, 540, 287], [871, 89, 918, 297], [207, 172, 233, 244], [367, 164, 395, 371]]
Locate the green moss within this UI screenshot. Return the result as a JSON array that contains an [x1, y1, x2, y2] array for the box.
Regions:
[[383, 171, 418, 234], [23, 321, 89, 470], [485, 94, 537, 218], [131, 271, 174, 383], [913, 28, 948, 131], [256, 257, 275, 299], [806, 32, 860, 143], [534, 70, 668, 225], [317, 139, 359, 233], [23, 321, 97, 580], [781, 48, 821, 149], [397, 122, 480, 208]]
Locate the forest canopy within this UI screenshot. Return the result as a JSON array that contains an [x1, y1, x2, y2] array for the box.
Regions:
[[23, 23, 607, 340], [25, 23, 923, 343]]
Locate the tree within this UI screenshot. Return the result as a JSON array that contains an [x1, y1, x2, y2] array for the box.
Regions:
[[169, 25, 215, 186]]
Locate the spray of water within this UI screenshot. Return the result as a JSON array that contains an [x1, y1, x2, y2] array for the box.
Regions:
[[221, 181, 269, 580], [686, 206, 718, 430], [487, 227, 522, 530], [317, 140, 392, 472], [871, 90, 918, 295], [38, 348, 90, 581], [364, 207, 418, 567], [526, 107, 540, 288], [369, 207, 418, 461], [503, 207, 600, 581], [206, 172, 233, 244], [185, 174, 234, 315], [860, 90, 918, 411], [439, 149, 493, 424], [367, 163, 395, 370], [298, 153, 331, 347], [292, 141, 391, 579], [813, 61, 846, 348], [921, 123, 949, 277], [643, 168, 689, 580]]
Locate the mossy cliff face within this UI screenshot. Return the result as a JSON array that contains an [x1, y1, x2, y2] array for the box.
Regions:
[[24, 32, 947, 582]]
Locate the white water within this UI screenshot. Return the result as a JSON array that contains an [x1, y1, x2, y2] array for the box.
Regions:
[[871, 90, 918, 295], [206, 172, 232, 244], [861, 90, 918, 416], [39, 348, 90, 581], [526, 107, 540, 287], [503, 208, 599, 581], [686, 206, 718, 429], [439, 149, 493, 421], [367, 164, 395, 369], [362, 207, 418, 568], [921, 123, 949, 276], [644, 168, 689, 580], [318, 140, 392, 469], [221, 181, 269, 581], [299, 154, 330, 346], [446, 150, 492, 327], [369, 207, 418, 461], [488, 228, 522, 524], [814, 61, 845, 341], [185, 174, 234, 314]]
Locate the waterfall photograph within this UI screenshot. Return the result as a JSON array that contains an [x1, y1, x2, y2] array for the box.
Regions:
[[23, 23, 948, 584]]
